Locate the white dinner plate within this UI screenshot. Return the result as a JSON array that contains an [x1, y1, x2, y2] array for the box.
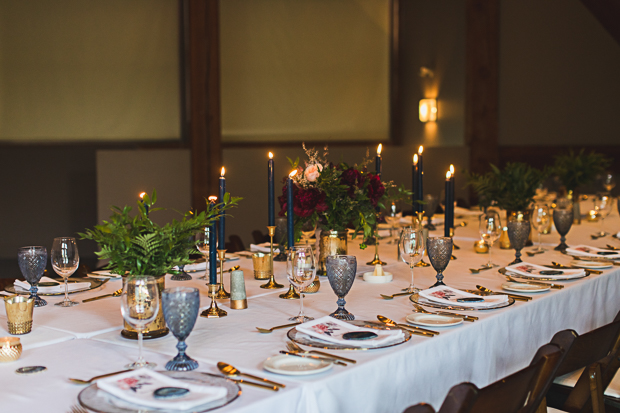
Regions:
[[501, 281, 550, 293], [263, 355, 332, 376], [405, 313, 463, 327], [569, 260, 613, 269]]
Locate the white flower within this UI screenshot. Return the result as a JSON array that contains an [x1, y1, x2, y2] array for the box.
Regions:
[[304, 164, 323, 182]]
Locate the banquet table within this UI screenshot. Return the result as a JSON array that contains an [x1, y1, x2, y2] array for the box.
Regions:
[[1, 211, 619, 413]]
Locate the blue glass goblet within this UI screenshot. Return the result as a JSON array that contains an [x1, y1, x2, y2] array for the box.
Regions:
[[17, 246, 48, 307], [162, 287, 200, 371], [170, 264, 192, 281]]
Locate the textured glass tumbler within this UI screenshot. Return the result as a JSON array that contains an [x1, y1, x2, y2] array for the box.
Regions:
[[553, 209, 574, 252], [423, 194, 440, 230], [162, 287, 200, 371], [170, 264, 192, 281], [326, 255, 357, 320], [426, 237, 453, 287], [507, 219, 531, 265], [17, 246, 48, 307]]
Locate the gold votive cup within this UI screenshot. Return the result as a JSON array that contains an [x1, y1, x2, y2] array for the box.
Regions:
[[252, 252, 272, 280], [474, 240, 489, 253], [4, 296, 35, 335], [0, 337, 22, 362]]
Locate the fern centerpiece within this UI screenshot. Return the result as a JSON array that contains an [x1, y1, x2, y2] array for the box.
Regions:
[[80, 191, 240, 277]]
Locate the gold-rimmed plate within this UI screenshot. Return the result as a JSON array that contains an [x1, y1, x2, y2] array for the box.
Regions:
[[409, 293, 515, 311], [6, 277, 107, 296], [78, 371, 240, 413], [498, 267, 590, 281], [287, 320, 411, 350]]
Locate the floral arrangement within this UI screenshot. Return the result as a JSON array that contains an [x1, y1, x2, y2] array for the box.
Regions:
[[278, 145, 409, 243]]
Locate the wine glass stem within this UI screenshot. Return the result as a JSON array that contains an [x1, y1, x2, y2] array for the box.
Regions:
[[409, 264, 415, 288], [600, 217, 605, 234], [137, 330, 145, 365], [538, 232, 542, 250], [299, 292, 305, 318], [488, 244, 493, 267], [64, 278, 69, 302]]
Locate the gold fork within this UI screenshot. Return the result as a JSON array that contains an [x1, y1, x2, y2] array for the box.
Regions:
[[256, 321, 300, 334], [69, 404, 89, 413], [68, 369, 131, 385], [82, 289, 122, 303]]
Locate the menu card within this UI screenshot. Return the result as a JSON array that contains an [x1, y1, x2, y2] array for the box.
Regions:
[[296, 316, 404, 348], [506, 262, 585, 279], [419, 286, 508, 308], [566, 245, 620, 260]]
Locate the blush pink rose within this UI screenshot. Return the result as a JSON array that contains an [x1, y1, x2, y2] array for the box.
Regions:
[[304, 164, 323, 182]]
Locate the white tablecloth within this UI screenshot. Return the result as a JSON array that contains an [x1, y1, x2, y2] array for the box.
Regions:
[[1, 212, 619, 412]]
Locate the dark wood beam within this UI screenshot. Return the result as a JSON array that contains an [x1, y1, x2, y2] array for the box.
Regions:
[[465, 0, 499, 176], [185, 0, 222, 212], [579, 0, 620, 46]]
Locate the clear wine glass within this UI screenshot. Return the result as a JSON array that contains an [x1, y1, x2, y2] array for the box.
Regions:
[[121, 276, 160, 369], [479, 211, 502, 268], [287, 245, 316, 323], [530, 204, 550, 252], [195, 227, 211, 280], [603, 172, 616, 192], [594, 193, 613, 237], [51, 237, 79, 307], [399, 227, 424, 293], [17, 246, 48, 307], [384, 203, 402, 244]]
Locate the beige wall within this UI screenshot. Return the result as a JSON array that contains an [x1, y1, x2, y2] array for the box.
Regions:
[[499, 0, 620, 146]]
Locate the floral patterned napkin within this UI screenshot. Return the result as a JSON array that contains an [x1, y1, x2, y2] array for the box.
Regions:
[[566, 245, 620, 260], [97, 368, 227, 411], [296, 316, 403, 347], [14, 276, 91, 294], [506, 262, 585, 279], [419, 286, 508, 308]]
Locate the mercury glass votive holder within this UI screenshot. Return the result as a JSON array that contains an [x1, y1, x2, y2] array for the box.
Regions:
[[4, 296, 34, 335], [0, 337, 22, 362], [252, 252, 272, 280]]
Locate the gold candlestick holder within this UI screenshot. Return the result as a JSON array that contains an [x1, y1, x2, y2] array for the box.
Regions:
[[366, 219, 386, 266], [215, 249, 230, 299], [450, 228, 457, 260], [261, 226, 284, 289], [414, 212, 430, 267], [279, 245, 300, 299], [201, 284, 227, 318]]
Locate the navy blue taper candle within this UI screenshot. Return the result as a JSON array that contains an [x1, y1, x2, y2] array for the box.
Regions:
[[218, 167, 226, 248], [268, 152, 275, 226], [418, 146, 424, 213], [375, 144, 382, 179], [287, 170, 297, 248], [444, 171, 452, 237], [208, 196, 218, 284], [139, 192, 149, 217], [412, 154, 419, 215], [449, 164, 455, 230]]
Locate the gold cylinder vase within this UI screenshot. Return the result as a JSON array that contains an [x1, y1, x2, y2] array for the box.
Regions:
[[317, 230, 348, 276], [121, 275, 169, 340]]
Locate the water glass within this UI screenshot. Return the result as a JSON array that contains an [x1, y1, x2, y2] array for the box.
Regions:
[[162, 287, 200, 371], [427, 237, 453, 287], [530, 204, 550, 252], [399, 228, 424, 293], [51, 237, 79, 307], [287, 246, 316, 322], [121, 276, 160, 369], [479, 211, 502, 267], [594, 193, 613, 237], [326, 255, 357, 320], [17, 246, 48, 307]]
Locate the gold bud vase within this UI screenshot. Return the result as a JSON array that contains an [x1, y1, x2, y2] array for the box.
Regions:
[[120, 275, 169, 340]]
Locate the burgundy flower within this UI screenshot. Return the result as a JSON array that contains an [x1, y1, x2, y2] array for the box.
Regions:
[[366, 173, 385, 207], [340, 168, 363, 197], [294, 187, 327, 218]]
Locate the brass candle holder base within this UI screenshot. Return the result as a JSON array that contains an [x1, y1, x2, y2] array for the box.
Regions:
[[366, 220, 386, 266], [215, 249, 230, 299], [279, 284, 300, 299], [261, 226, 284, 289], [201, 284, 227, 318]]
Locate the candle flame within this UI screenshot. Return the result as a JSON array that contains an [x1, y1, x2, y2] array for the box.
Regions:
[[413, 154, 418, 164], [268, 152, 273, 159], [418, 146, 424, 155], [450, 164, 454, 174], [446, 171, 451, 179], [208, 195, 217, 203], [139, 192, 146, 200], [221, 167, 225, 177], [377, 144, 382, 155], [289, 169, 298, 178]]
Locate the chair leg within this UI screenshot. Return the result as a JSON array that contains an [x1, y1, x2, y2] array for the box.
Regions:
[[587, 364, 604, 413], [535, 397, 547, 413]]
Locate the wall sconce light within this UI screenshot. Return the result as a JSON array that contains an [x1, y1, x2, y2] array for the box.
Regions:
[[419, 99, 437, 122]]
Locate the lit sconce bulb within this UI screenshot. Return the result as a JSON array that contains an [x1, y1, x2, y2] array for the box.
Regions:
[[208, 195, 217, 203], [377, 144, 382, 156], [419, 99, 437, 122], [221, 167, 225, 177]]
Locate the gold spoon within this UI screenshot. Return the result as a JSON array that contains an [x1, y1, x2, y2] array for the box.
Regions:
[[411, 302, 477, 321], [377, 315, 438, 335], [469, 265, 493, 274], [605, 244, 619, 251], [68, 369, 131, 385], [287, 341, 357, 364], [380, 292, 413, 300], [525, 250, 545, 257], [476, 285, 531, 301], [82, 289, 122, 303], [255, 321, 300, 334], [217, 362, 285, 388], [504, 274, 563, 290], [549, 262, 603, 275]]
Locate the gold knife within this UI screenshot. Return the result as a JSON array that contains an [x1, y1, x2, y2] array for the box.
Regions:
[[82, 289, 122, 303]]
